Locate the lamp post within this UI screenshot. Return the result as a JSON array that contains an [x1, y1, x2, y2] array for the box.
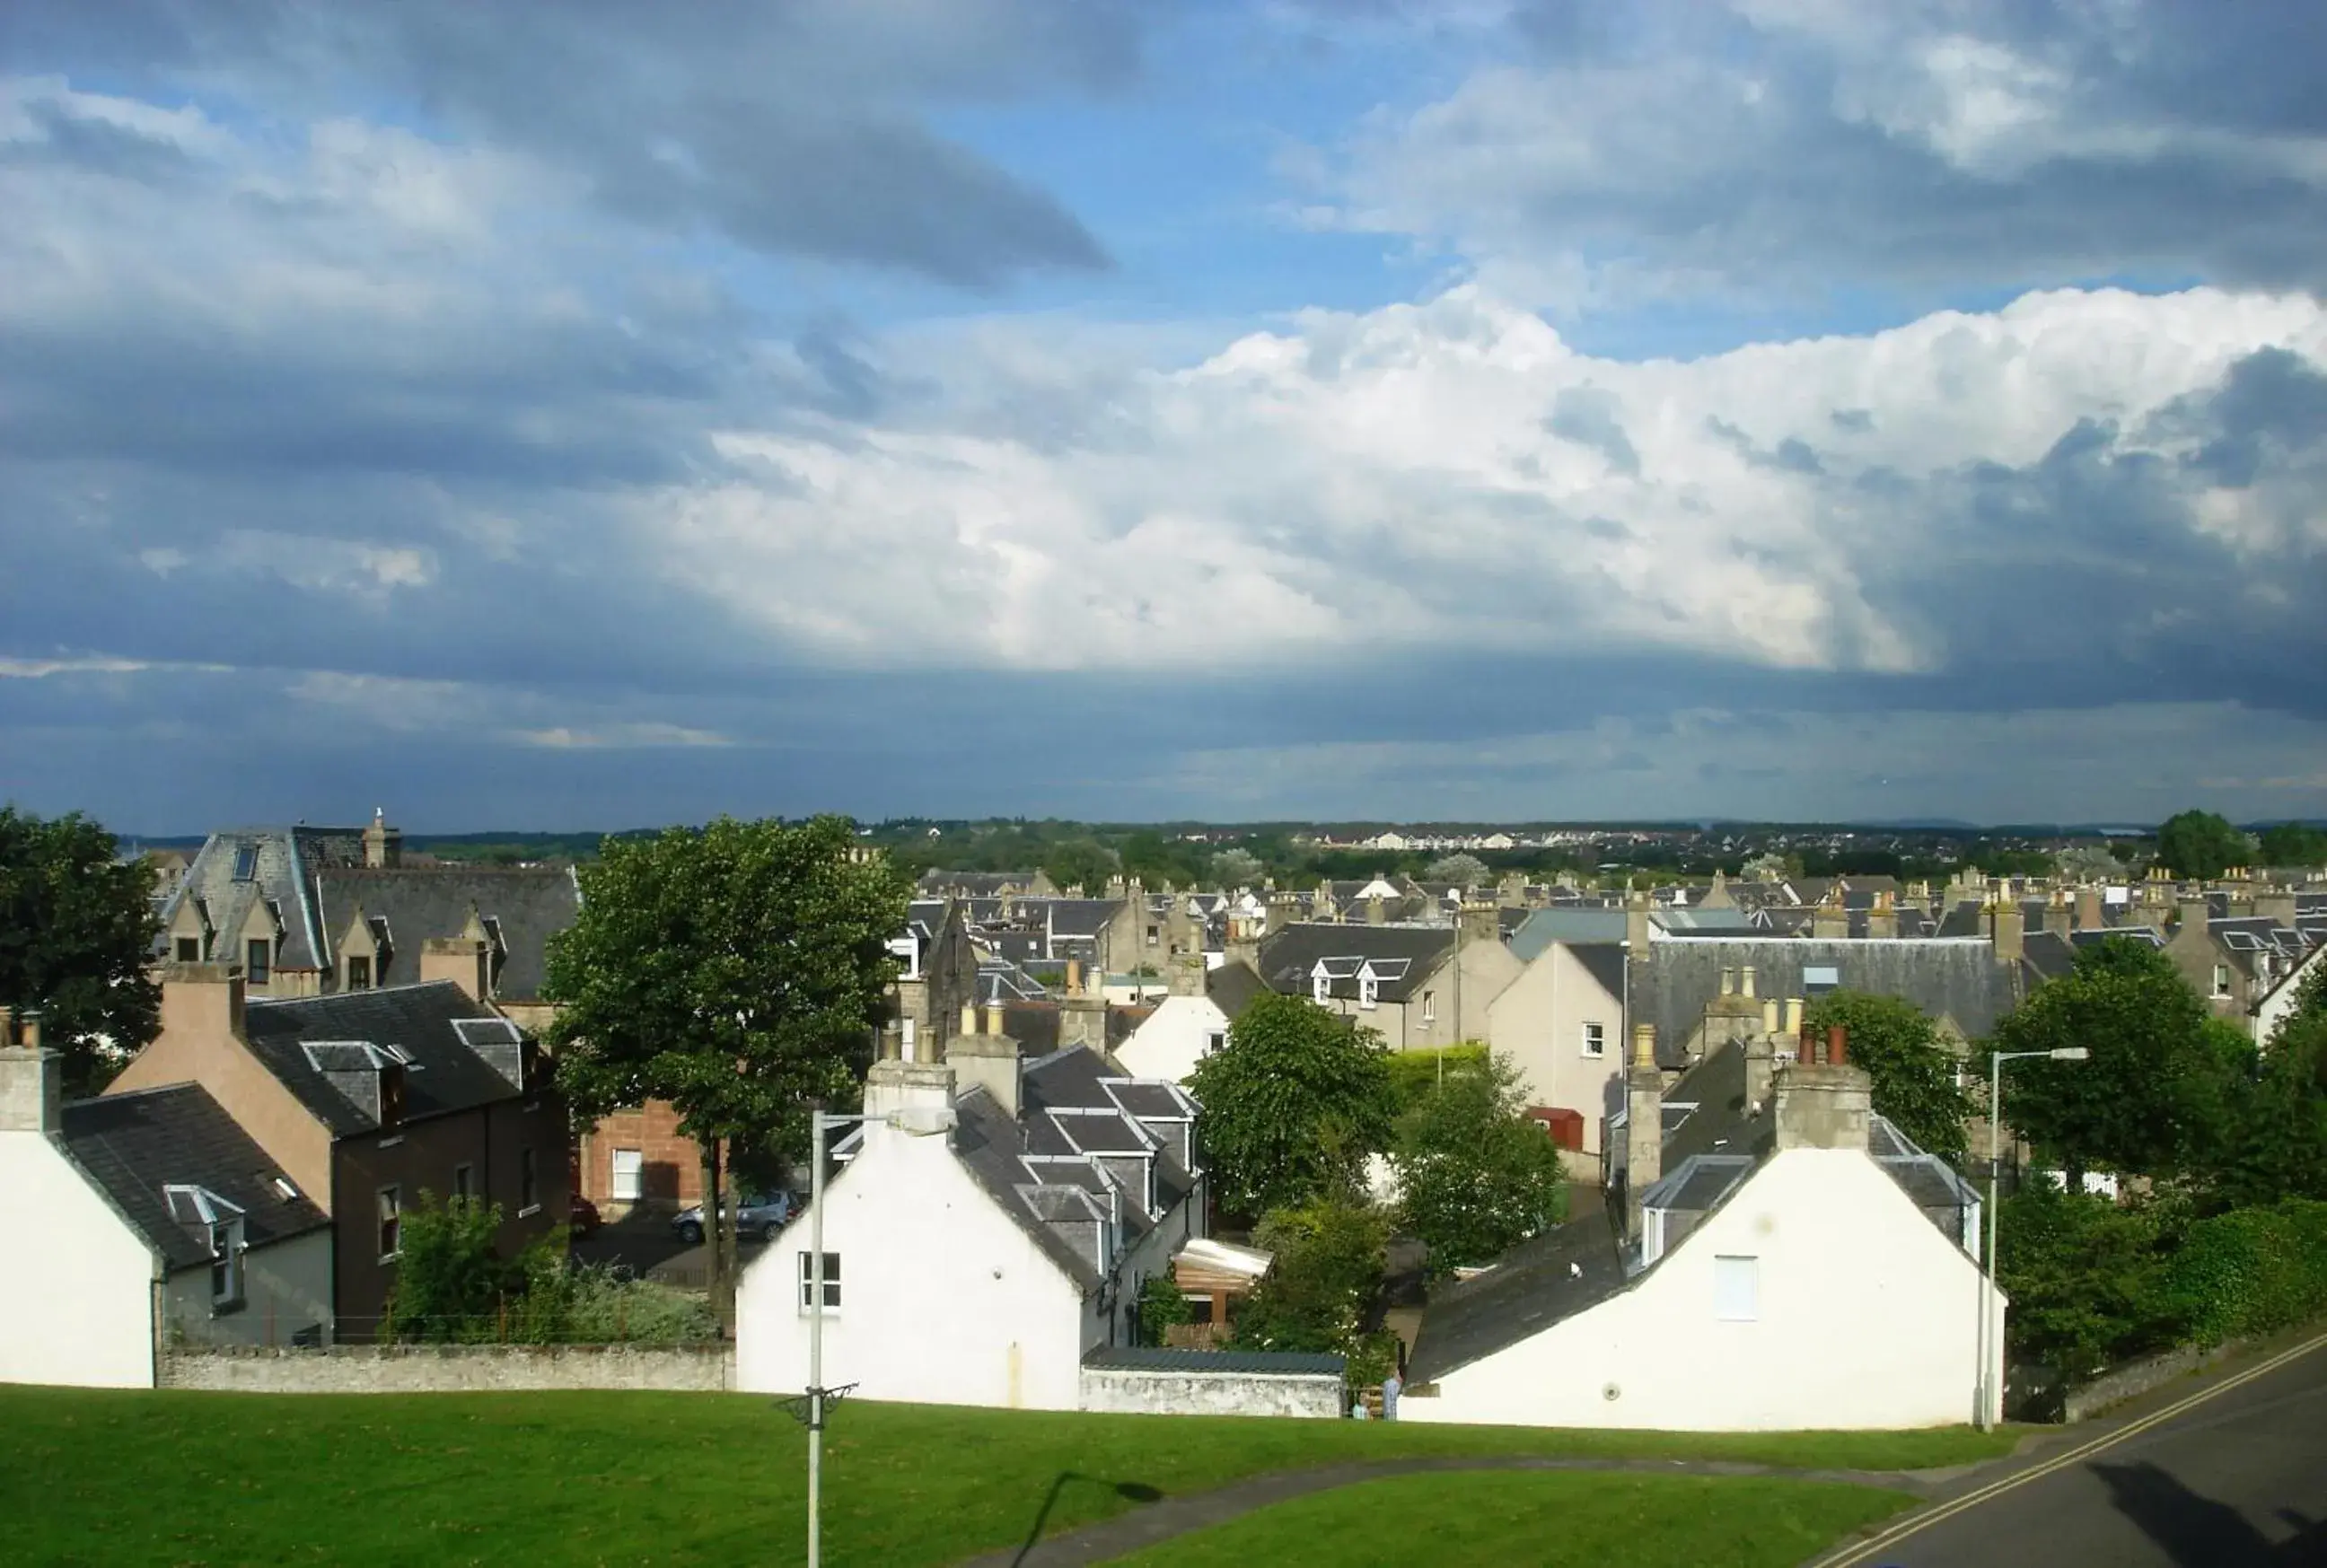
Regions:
[[805, 1103, 956, 1568], [1978, 1046, 2089, 1430]]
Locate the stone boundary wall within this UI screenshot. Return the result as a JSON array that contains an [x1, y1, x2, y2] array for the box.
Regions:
[[2061, 1338, 2245, 1423], [162, 1343, 733, 1394], [1079, 1365, 1344, 1420]]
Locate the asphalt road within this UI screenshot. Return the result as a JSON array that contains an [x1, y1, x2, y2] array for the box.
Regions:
[[1830, 1331, 2327, 1568]]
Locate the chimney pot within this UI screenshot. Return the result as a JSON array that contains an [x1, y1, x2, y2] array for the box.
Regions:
[[1739, 965, 1756, 999], [1630, 1021, 1657, 1069], [960, 1002, 978, 1039], [19, 1009, 39, 1055], [1827, 1024, 1848, 1067], [985, 1001, 1005, 1038], [1719, 967, 1735, 996]]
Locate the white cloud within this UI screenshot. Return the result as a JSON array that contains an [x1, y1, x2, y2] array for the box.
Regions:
[[641, 284, 2327, 679], [513, 723, 733, 750]]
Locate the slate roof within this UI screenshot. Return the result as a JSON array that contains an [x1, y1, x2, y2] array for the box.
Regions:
[[1084, 1345, 1344, 1376], [61, 1084, 330, 1270], [1506, 907, 1749, 965], [1253, 924, 1453, 1003], [157, 826, 371, 973], [1206, 959, 1268, 1020], [239, 980, 531, 1135], [1407, 1206, 1624, 1384], [314, 866, 579, 1001], [1570, 942, 1627, 1002]]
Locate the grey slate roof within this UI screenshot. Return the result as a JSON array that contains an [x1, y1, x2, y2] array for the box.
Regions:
[[1253, 924, 1453, 1003], [1570, 942, 1627, 1002], [1637, 936, 2021, 1065], [240, 981, 531, 1135], [1407, 1206, 1624, 1384], [157, 826, 370, 973], [313, 866, 579, 1002], [1084, 1345, 1344, 1376], [61, 1084, 330, 1270], [1206, 959, 1267, 1020]]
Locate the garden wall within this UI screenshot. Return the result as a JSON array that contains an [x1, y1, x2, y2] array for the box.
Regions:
[[1077, 1349, 1345, 1419], [162, 1343, 733, 1394]]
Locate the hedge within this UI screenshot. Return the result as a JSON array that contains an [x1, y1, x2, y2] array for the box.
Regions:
[[2165, 1198, 2327, 1347]]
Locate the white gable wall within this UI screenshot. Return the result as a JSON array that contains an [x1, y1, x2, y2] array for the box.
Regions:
[[1116, 995, 1229, 1085], [1405, 1149, 2003, 1431], [0, 1133, 159, 1388], [1486, 942, 1624, 1152], [736, 1122, 1090, 1410]]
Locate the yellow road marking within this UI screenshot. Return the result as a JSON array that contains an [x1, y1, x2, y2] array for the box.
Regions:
[[1818, 1327, 2327, 1567]]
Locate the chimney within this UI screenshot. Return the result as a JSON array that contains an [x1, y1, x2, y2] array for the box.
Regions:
[[0, 1004, 13, 1047], [420, 936, 492, 1003], [1625, 892, 1651, 962], [1365, 894, 1387, 926], [1065, 958, 1083, 994], [949, 1017, 1023, 1119], [2256, 888, 2298, 928], [1719, 967, 1735, 997], [1761, 997, 1779, 1035], [161, 962, 247, 1045], [2076, 885, 2104, 932], [362, 807, 402, 870], [1624, 1023, 1663, 1240], [2043, 890, 2072, 940], [1166, 950, 1207, 998], [1866, 892, 1897, 941], [863, 1056, 957, 1122], [1458, 899, 1500, 949], [1827, 1024, 1848, 1067], [20, 1009, 40, 1054], [1745, 1029, 1777, 1110], [2175, 897, 2211, 940], [0, 1041, 61, 1134], [1739, 964, 1756, 1000], [1780, 995, 1803, 1039], [986, 999, 1006, 1038], [1990, 902, 2024, 966], [959, 1002, 979, 1042], [1775, 1054, 1873, 1153]]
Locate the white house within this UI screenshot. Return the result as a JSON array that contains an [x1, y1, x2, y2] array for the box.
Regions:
[[1115, 994, 1231, 1086], [1482, 936, 1627, 1157], [736, 1034, 1203, 1411], [0, 1042, 334, 1388], [1401, 1031, 2003, 1432]]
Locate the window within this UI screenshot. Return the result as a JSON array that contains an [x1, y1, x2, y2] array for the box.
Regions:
[[519, 1147, 540, 1214], [1582, 1021, 1606, 1057], [377, 1186, 402, 1261], [1358, 974, 1379, 1011], [2212, 964, 2232, 998], [797, 1250, 842, 1311], [611, 1148, 644, 1202], [452, 1164, 474, 1203], [1714, 1255, 1758, 1322], [175, 936, 201, 964], [246, 938, 271, 985], [1804, 965, 1840, 996], [209, 1217, 245, 1308], [1421, 990, 1436, 1023], [347, 954, 373, 990], [1203, 1029, 1226, 1058], [1312, 973, 1330, 1004], [231, 844, 258, 882]]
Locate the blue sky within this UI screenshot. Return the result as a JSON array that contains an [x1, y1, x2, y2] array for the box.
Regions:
[[4, 0, 2326, 833]]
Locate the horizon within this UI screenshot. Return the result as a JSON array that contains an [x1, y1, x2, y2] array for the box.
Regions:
[[6, 4, 2327, 827]]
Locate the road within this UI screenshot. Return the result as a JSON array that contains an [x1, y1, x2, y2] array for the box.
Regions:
[[1828, 1331, 2327, 1568]]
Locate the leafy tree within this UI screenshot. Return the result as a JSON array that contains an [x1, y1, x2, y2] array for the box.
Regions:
[[1994, 1183, 2188, 1381], [1803, 993, 1977, 1161], [0, 808, 161, 1095], [1137, 1271, 1194, 1346], [382, 1193, 516, 1343], [2053, 844, 2124, 881], [2256, 822, 2327, 869], [1187, 993, 1398, 1217], [1209, 847, 1264, 889], [2211, 967, 2327, 1207], [1988, 939, 2248, 1184], [1233, 1196, 1397, 1385], [544, 815, 908, 1319], [1423, 853, 1489, 890], [2155, 809, 2252, 880], [1392, 1052, 1568, 1272], [1739, 851, 1793, 882], [1041, 837, 1120, 896]]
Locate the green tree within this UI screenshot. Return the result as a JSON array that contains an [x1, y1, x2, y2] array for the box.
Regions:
[[544, 815, 908, 1319], [1232, 1196, 1397, 1385], [2212, 965, 2327, 1207], [0, 808, 161, 1095], [1989, 939, 2248, 1183], [2053, 844, 2124, 880], [2155, 809, 2251, 880], [1994, 1183, 2188, 1381], [1187, 993, 1398, 1217], [382, 1193, 515, 1343], [1209, 847, 1264, 889], [1423, 853, 1489, 890], [1392, 1052, 1568, 1272], [1040, 837, 1120, 896], [1803, 993, 1977, 1161], [1136, 1271, 1194, 1346], [2256, 822, 2327, 869]]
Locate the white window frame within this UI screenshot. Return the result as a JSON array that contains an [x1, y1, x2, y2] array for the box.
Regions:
[[1358, 973, 1379, 1011], [1203, 1029, 1226, 1057], [377, 1185, 402, 1262], [209, 1216, 245, 1309], [610, 1148, 645, 1203], [1582, 1021, 1606, 1058], [1421, 990, 1436, 1024], [1312, 972, 1330, 1004], [2211, 964, 2232, 998], [797, 1250, 841, 1312], [1714, 1254, 1759, 1322]]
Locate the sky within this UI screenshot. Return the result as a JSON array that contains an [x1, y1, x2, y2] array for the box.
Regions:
[[4, 0, 2326, 833]]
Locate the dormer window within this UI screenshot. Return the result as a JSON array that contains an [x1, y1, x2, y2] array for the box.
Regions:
[[175, 937, 202, 964], [1358, 973, 1380, 1011], [209, 1218, 245, 1307], [347, 955, 372, 990], [1313, 973, 1330, 1004], [246, 938, 272, 985]]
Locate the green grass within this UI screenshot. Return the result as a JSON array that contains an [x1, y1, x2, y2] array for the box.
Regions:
[[1109, 1471, 1915, 1567], [0, 1388, 2007, 1568]]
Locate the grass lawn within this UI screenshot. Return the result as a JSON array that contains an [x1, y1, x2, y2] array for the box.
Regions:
[[0, 1388, 2006, 1568], [1110, 1471, 1915, 1567]]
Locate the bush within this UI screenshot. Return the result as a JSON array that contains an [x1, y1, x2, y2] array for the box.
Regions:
[[1234, 1199, 1391, 1368], [1996, 1184, 2188, 1382], [1385, 1045, 1488, 1112], [1137, 1271, 1194, 1346], [382, 1194, 518, 1343], [1392, 1051, 1567, 1273], [2165, 1199, 2327, 1347]]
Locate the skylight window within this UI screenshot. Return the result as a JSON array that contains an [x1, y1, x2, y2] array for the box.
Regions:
[[231, 844, 259, 881]]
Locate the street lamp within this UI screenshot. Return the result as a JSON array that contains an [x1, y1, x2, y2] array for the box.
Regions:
[[803, 1103, 956, 1568], [1978, 1046, 2089, 1430]]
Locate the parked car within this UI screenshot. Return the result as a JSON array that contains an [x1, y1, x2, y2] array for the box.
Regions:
[[568, 1195, 602, 1240], [672, 1191, 794, 1245]]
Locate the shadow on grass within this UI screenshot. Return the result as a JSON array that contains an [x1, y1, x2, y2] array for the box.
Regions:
[[1011, 1471, 1165, 1566]]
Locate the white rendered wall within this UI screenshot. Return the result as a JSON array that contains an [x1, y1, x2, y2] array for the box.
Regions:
[[1406, 1149, 2005, 1431], [2257, 944, 2327, 1046], [736, 1123, 1089, 1410], [1116, 995, 1229, 1086], [162, 1229, 336, 1349], [0, 1134, 158, 1388]]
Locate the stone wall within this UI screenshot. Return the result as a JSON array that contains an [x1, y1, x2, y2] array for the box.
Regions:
[[1077, 1365, 1344, 1420], [162, 1343, 733, 1394]]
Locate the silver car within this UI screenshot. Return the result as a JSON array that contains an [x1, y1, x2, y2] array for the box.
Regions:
[[672, 1191, 794, 1245]]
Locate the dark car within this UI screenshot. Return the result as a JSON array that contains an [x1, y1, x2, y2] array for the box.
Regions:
[[568, 1195, 602, 1239], [672, 1191, 795, 1245]]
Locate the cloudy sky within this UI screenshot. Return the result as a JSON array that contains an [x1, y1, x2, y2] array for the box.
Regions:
[[4, 1, 2325, 833]]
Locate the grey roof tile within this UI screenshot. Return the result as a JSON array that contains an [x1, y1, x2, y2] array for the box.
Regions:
[[62, 1084, 330, 1270]]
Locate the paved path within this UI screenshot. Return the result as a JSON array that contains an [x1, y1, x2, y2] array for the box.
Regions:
[[1816, 1327, 2327, 1568], [955, 1452, 1958, 1568]]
